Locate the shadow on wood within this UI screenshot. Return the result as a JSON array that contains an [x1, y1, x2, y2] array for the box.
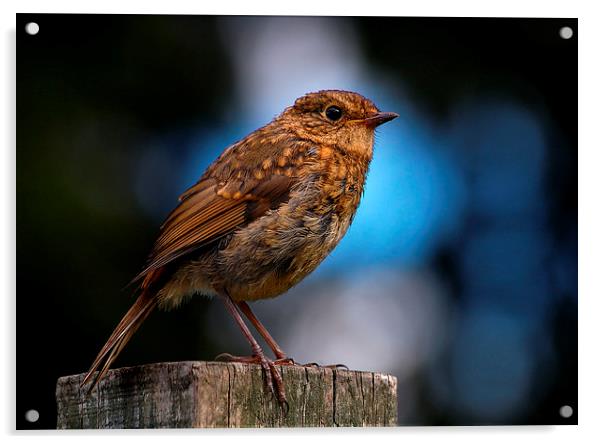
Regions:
[[56, 361, 397, 428]]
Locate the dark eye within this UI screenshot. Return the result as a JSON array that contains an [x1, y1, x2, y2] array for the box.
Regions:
[[325, 105, 343, 121]]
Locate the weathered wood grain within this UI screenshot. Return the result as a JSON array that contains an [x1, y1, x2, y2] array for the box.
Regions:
[[56, 361, 397, 428]]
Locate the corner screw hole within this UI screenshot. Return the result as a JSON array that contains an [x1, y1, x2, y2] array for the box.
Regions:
[[25, 409, 39, 423], [559, 26, 573, 39], [559, 405, 573, 418], [25, 22, 39, 35]]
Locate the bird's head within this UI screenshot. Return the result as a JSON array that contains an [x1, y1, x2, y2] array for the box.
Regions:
[[278, 90, 398, 158]]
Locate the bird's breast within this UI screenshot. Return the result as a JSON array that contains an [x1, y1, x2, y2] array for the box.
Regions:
[[216, 154, 368, 302]]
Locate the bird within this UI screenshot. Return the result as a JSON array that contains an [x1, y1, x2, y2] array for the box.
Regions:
[[81, 89, 398, 406]]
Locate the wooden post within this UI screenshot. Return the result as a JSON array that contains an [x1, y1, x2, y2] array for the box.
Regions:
[[56, 361, 397, 428]]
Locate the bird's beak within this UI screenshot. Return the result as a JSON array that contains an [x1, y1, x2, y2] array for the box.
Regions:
[[362, 111, 399, 127]]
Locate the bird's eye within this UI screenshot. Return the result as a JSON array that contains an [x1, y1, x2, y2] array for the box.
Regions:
[[325, 106, 343, 121]]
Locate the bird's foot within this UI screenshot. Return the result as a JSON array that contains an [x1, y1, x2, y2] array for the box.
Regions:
[[301, 362, 349, 370], [215, 352, 288, 412], [273, 356, 296, 366], [267, 355, 349, 370], [215, 353, 258, 364], [215, 353, 295, 367], [271, 356, 349, 370]]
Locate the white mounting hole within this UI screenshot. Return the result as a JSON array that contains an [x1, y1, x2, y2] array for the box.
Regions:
[[559, 405, 573, 418], [25, 409, 39, 423], [559, 26, 573, 39], [25, 22, 39, 35]]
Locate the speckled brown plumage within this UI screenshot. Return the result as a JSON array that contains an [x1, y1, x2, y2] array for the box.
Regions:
[[82, 90, 398, 406]]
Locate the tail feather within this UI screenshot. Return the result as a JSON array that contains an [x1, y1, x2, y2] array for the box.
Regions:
[[81, 290, 158, 393]]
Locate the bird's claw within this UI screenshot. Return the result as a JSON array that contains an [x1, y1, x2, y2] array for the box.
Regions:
[[302, 361, 320, 368], [280, 399, 290, 416], [331, 363, 349, 370], [259, 354, 288, 412], [301, 362, 349, 370], [215, 351, 288, 412], [274, 357, 297, 366]]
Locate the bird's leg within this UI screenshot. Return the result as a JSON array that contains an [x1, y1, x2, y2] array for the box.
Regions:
[[236, 302, 346, 369], [217, 293, 287, 406], [236, 301, 295, 365]]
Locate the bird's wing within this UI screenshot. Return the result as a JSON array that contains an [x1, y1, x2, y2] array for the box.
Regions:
[[132, 137, 305, 285]]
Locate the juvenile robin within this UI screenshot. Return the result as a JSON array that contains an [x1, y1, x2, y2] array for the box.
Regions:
[[82, 90, 398, 405]]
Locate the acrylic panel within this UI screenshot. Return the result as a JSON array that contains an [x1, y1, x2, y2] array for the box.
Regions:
[[17, 14, 577, 429]]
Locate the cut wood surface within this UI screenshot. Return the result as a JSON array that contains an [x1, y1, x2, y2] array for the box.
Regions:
[[56, 361, 397, 428]]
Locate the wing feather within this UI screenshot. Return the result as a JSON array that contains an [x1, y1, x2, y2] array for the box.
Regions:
[[131, 134, 311, 284], [132, 172, 296, 283]]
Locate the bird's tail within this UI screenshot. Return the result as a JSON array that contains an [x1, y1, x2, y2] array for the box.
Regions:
[[80, 288, 158, 393]]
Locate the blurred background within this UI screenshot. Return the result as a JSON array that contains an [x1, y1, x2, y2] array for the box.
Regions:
[[16, 15, 577, 428]]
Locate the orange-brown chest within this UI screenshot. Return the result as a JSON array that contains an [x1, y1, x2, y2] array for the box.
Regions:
[[310, 145, 368, 219], [214, 145, 371, 302]]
